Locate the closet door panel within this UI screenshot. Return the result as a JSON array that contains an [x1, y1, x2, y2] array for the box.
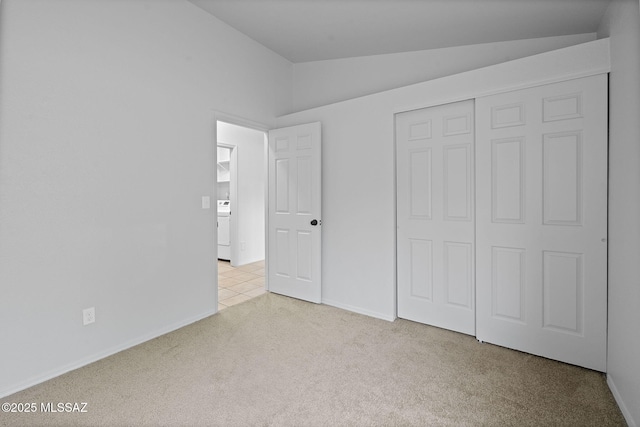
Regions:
[[397, 100, 475, 335], [475, 75, 608, 371]]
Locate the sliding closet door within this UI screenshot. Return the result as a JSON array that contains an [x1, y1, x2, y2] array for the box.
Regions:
[[475, 75, 608, 371], [396, 100, 475, 335]]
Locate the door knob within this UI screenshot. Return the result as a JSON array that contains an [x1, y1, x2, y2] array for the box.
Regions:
[[310, 219, 319, 226]]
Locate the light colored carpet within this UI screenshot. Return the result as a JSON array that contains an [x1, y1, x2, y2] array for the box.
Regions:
[[0, 293, 626, 426]]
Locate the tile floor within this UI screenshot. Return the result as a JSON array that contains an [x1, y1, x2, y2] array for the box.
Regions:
[[218, 259, 266, 311]]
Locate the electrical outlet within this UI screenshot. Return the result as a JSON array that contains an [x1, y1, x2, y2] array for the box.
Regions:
[[240, 241, 246, 251], [83, 307, 95, 326]]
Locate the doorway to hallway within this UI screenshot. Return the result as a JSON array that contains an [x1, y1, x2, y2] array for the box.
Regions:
[[215, 119, 268, 309], [214, 116, 323, 310]]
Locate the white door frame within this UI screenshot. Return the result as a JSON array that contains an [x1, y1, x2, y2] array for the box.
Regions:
[[212, 111, 270, 310]]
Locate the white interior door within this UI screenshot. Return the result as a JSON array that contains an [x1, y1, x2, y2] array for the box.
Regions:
[[475, 75, 608, 371], [396, 100, 475, 335], [267, 122, 322, 303]]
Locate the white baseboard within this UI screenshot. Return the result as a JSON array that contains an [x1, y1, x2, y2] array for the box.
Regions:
[[0, 308, 217, 399], [607, 374, 637, 427], [322, 298, 395, 322]]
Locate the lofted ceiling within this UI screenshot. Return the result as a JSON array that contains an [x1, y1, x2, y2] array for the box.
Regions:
[[187, 0, 611, 63]]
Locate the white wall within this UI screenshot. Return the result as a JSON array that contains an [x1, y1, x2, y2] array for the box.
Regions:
[[276, 40, 609, 321], [597, 1, 640, 425], [292, 33, 596, 112], [0, 0, 291, 397], [217, 121, 266, 266]]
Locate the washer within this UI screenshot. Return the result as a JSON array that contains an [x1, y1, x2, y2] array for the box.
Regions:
[[217, 200, 231, 261]]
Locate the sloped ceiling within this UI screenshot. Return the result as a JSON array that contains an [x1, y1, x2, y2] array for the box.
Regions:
[[188, 0, 611, 63]]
